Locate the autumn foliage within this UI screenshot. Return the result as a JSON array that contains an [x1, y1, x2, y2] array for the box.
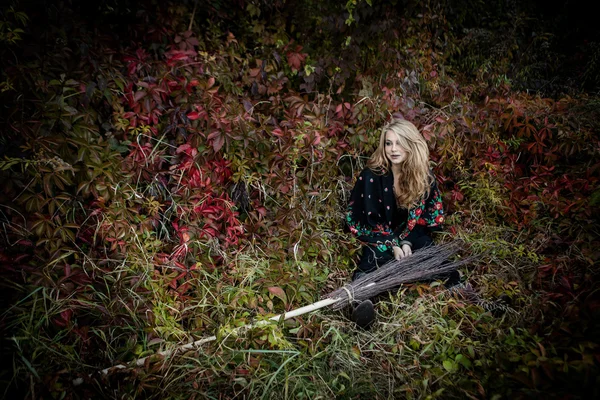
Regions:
[[0, 0, 599, 398]]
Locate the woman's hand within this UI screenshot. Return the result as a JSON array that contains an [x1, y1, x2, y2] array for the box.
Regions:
[[392, 244, 413, 260], [401, 244, 412, 257]]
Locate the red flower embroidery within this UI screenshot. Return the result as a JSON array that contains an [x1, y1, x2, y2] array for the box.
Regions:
[[415, 208, 422, 216], [435, 202, 443, 210], [417, 218, 427, 225], [408, 219, 416, 229], [435, 215, 445, 224]]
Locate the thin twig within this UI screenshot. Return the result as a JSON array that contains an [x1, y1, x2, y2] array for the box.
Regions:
[[188, 0, 198, 32]]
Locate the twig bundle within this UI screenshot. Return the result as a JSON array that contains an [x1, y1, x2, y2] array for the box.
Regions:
[[326, 240, 470, 310]]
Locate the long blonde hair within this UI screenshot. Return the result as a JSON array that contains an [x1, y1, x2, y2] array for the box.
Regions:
[[367, 119, 432, 208]]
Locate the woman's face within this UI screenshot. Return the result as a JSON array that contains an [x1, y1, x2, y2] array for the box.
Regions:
[[384, 130, 407, 164]]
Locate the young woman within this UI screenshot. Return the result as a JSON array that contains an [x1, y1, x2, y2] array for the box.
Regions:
[[346, 119, 459, 327]]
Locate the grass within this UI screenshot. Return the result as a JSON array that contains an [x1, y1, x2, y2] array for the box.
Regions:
[[92, 284, 527, 399]]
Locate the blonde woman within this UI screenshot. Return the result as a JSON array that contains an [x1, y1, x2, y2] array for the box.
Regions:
[[346, 119, 459, 327]]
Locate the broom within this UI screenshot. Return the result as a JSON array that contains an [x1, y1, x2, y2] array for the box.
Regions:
[[325, 239, 470, 309], [75, 240, 469, 383]]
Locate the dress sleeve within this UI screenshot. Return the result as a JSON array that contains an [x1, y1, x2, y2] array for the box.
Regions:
[[421, 176, 445, 230], [345, 169, 400, 252], [395, 173, 445, 241]]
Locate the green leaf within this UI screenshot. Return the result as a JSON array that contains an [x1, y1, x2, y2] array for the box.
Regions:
[[133, 344, 144, 355], [468, 345, 475, 358], [19, 354, 40, 380], [455, 354, 472, 369], [443, 360, 455, 372], [63, 105, 78, 115]]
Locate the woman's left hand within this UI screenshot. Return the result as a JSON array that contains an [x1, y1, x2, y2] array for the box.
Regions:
[[401, 244, 412, 257]]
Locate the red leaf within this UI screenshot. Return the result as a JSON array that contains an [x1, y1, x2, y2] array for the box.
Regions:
[[242, 99, 253, 112], [187, 111, 200, 120], [212, 134, 224, 152], [312, 133, 321, 146], [134, 91, 147, 101], [181, 232, 190, 243], [207, 77, 215, 89], [286, 46, 307, 72], [451, 190, 464, 202], [422, 124, 434, 141], [268, 286, 287, 303], [169, 52, 189, 61], [176, 144, 191, 154], [61, 309, 73, 322]]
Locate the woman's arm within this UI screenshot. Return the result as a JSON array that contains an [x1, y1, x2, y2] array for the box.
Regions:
[[394, 175, 444, 247], [422, 177, 445, 229]]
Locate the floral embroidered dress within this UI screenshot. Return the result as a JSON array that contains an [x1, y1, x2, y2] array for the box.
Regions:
[[346, 168, 445, 271]]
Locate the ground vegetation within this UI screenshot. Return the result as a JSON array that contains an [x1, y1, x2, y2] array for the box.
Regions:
[[1, 0, 599, 398]]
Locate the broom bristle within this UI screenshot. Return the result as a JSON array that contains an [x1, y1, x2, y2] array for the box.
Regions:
[[326, 241, 471, 310]]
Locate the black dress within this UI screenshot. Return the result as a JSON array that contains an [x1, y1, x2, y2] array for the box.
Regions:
[[346, 167, 446, 274]]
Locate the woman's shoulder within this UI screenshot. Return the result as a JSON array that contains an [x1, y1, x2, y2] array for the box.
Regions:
[[359, 167, 389, 179], [359, 167, 375, 178]]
